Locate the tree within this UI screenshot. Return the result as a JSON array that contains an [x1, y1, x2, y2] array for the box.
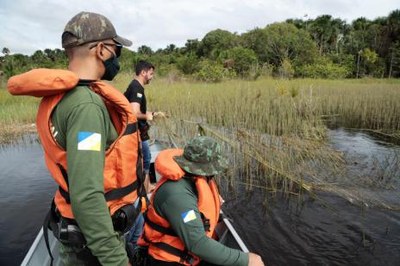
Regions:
[[194, 60, 225, 82], [386, 10, 400, 76], [219, 47, 258, 77], [387, 9, 400, 43], [164, 44, 177, 54], [2, 53, 30, 77], [137, 45, 153, 55], [2, 47, 10, 56], [119, 48, 137, 72], [176, 54, 200, 75], [240, 28, 270, 63], [183, 39, 200, 55], [388, 41, 400, 77], [308, 15, 347, 55], [262, 22, 318, 69], [198, 29, 238, 59]]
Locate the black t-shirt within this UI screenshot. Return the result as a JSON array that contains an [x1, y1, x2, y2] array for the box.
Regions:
[[124, 79, 147, 114], [124, 79, 150, 140]]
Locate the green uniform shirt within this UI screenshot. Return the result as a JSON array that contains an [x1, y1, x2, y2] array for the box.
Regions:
[[51, 85, 128, 266], [153, 177, 249, 266]]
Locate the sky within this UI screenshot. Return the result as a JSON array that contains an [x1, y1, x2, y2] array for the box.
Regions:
[[0, 0, 399, 55]]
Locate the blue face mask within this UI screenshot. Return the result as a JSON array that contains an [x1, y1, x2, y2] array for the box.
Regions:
[[102, 55, 120, 81]]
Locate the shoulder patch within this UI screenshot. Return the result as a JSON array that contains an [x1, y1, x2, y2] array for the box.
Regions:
[[181, 210, 196, 223], [77, 132, 101, 151]]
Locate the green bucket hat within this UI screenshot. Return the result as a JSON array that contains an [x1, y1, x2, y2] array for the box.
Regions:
[[174, 136, 228, 176], [62, 11, 132, 48]]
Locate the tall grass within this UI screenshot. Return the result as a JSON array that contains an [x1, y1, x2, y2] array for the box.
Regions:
[[146, 77, 400, 137], [0, 86, 39, 142], [1, 73, 399, 208], [142, 76, 399, 209]]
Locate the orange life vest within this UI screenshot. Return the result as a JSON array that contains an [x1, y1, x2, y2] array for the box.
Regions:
[[7, 69, 142, 219], [139, 149, 221, 265]]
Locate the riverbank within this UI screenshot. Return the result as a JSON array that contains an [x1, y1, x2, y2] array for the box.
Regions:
[[0, 123, 37, 144]]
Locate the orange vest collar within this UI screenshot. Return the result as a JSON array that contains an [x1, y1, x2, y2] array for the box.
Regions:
[[7, 68, 79, 97]]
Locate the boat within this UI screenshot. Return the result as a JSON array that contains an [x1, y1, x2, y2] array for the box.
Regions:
[[21, 140, 248, 266]]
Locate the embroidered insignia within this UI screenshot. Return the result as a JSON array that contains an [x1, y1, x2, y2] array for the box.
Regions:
[[181, 210, 196, 223], [77, 132, 101, 151]]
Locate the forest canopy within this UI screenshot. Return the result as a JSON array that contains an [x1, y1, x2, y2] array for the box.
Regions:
[[1, 9, 400, 81]]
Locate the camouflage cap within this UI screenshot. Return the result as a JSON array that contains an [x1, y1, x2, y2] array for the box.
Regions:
[[174, 136, 228, 176], [62, 11, 132, 48]]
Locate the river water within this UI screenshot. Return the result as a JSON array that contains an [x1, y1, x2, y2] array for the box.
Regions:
[[0, 130, 399, 265]]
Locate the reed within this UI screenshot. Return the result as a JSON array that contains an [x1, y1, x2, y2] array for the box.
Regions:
[[146, 77, 400, 137], [143, 76, 399, 209], [1, 73, 399, 209], [0, 87, 39, 143]]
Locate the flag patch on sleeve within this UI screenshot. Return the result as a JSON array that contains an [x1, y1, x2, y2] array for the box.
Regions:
[[77, 132, 101, 151], [181, 210, 196, 223]]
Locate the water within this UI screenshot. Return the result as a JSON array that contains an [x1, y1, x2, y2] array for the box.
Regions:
[[222, 128, 400, 265], [0, 130, 399, 265], [0, 135, 56, 266], [224, 190, 400, 266]]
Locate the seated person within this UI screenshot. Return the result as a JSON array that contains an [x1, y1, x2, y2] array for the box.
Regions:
[[136, 136, 265, 266]]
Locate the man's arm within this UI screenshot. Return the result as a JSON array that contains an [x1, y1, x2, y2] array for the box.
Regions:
[[66, 103, 128, 266], [130, 102, 153, 120], [155, 179, 248, 266]]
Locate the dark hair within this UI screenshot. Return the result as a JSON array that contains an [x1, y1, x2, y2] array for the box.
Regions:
[[135, 60, 155, 76]]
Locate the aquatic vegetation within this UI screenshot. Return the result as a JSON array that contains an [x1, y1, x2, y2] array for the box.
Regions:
[[145, 76, 400, 210], [1, 73, 399, 209]]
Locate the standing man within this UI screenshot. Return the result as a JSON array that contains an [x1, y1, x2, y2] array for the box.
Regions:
[[8, 11, 143, 266], [137, 136, 265, 266], [124, 60, 162, 192]]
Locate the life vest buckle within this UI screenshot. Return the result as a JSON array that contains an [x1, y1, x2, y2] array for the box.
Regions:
[[180, 253, 195, 265]]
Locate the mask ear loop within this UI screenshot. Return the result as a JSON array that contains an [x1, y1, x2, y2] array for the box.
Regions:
[[88, 42, 106, 61], [102, 44, 117, 59]]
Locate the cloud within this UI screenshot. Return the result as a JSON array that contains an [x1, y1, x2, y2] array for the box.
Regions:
[[0, 0, 398, 55]]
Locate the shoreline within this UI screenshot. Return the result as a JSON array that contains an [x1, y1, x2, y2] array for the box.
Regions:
[[0, 123, 37, 144]]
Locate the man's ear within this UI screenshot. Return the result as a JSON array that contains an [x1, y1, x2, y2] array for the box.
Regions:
[[95, 43, 106, 60]]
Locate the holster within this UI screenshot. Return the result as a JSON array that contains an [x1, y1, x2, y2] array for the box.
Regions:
[[44, 200, 141, 265], [48, 204, 140, 247], [112, 203, 140, 234]]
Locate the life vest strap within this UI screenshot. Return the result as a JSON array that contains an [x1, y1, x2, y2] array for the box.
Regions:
[[105, 180, 138, 201], [143, 212, 177, 236], [143, 233, 194, 265], [58, 180, 138, 203], [57, 163, 69, 187], [154, 242, 194, 265], [124, 122, 138, 135], [43, 199, 57, 266], [59, 186, 71, 204], [200, 212, 211, 232]]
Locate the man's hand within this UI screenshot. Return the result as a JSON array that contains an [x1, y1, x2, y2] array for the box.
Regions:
[[146, 112, 153, 121], [153, 111, 168, 118], [248, 252, 265, 266]]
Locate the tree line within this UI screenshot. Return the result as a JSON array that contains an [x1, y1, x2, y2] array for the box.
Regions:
[[1, 9, 399, 82]]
